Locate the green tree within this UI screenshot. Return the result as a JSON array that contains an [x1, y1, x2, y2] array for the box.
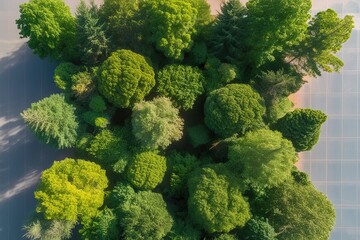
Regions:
[[245, 0, 311, 67], [156, 65, 205, 110], [98, 49, 155, 108], [241, 217, 277, 240], [76, 0, 109, 66], [214, 234, 237, 240], [86, 129, 129, 170], [188, 165, 251, 233], [255, 70, 304, 104], [259, 180, 335, 240], [167, 151, 200, 197], [204, 84, 265, 137], [21, 94, 79, 149], [89, 95, 106, 112], [273, 108, 327, 151], [141, 0, 197, 60], [266, 97, 294, 124], [99, 0, 142, 51], [287, 9, 354, 76], [210, 0, 247, 66], [131, 97, 184, 150], [16, 0, 77, 61], [80, 208, 119, 240], [126, 151, 167, 190], [23, 213, 75, 240], [35, 158, 108, 224], [228, 129, 297, 188], [118, 191, 174, 240], [53, 62, 81, 91], [166, 219, 201, 240], [204, 57, 238, 92], [70, 71, 95, 99]]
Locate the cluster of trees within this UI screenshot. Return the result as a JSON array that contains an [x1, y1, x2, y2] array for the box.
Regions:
[[17, 0, 353, 239]]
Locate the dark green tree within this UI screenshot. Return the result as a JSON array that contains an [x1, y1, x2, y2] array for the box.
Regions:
[[266, 97, 294, 124], [53, 62, 81, 91], [126, 151, 167, 190], [76, 0, 109, 66], [16, 0, 77, 61], [141, 0, 198, 60], [156, 65, 205, 110], [21, 94, 79, 149], [241, 217, 277, 240], [98, 49, 155, 108], [210, 0, 247, 66], [204, 84, 265, 137], [273, 108, 327, 151], [80, 208, 119, 240], [258, 180, 335, 240], [204, 57, 238, 92], [118, 191, 174, 240], [188, 165, 251, 233], [132, 97, 184, 150], [228, 129, 297, 188], [287, 9, 354, 76]]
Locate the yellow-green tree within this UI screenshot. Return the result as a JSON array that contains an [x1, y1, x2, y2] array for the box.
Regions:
[[35, 158, 108, 224]]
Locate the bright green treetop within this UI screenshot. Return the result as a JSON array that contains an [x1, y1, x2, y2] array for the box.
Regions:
[[188, 165, 251, 233], [16, 0, 77, 61], [273, 108, 327, 152], [228, 129, 297, 188], [35, 158, 108, 224], [21, 94, 79, 149], [126, 151, 167, 190], [132, 97, 184, 150], [260, 180, 335, 240], [156, 65, 205, 110], [288, 9, 354, 76], [204, 84, 265, 137], [142, 0, 197, 60], [98, 49, 155, 108], [119, 191, 174, 240], [241, 218, 277, 240], [245, 0, 311, 67]]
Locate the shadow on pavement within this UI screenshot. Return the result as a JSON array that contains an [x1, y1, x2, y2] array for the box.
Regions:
[[0, 44, 71, 239]]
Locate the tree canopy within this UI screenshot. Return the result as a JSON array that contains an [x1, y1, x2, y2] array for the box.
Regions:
[[98, 49, 155, 108], [132, 97, 184, 150], [156, 65, 205, 110], [141, 0, 198, 60], [126, 151, 167, 190], [258, 180, 335, 240], [228, 129, 297, 188], [21, 94, 79, 149], [16, 0, 77, 61], [273, 108, 327, 151], [34, 158, 108, 224], [204, 84, 265, 137], [188, 165, 251, 233]]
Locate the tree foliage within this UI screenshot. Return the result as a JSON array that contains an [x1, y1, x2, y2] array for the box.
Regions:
[[204, 57, 238, 92], [288, 9, 354, 76], [188, 165, 251, 233], [34, 158, 108, 224], [141, 0, 197, 60], [245, 0, 311, 67], [228, 129, 297, 188], [118, 191, 174, 240], [259, 180, 335, 240], [16, 0, 77, 61], [204, 84, 265, 137], [241, 217, 277, 240], [21, 94, 79, 149], [273, 108, 327, 151], [76, 0, 109, 66], [53, 62, 81, 91], [266, 97, 294, 124], [98, 49, 155, 108], [126, 151, 167, 190], [156, 65, 205, 110], [131, 97, 184, 150]]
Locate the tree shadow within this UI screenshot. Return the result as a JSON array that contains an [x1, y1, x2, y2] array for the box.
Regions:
[[0, 44, 71, 239]]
